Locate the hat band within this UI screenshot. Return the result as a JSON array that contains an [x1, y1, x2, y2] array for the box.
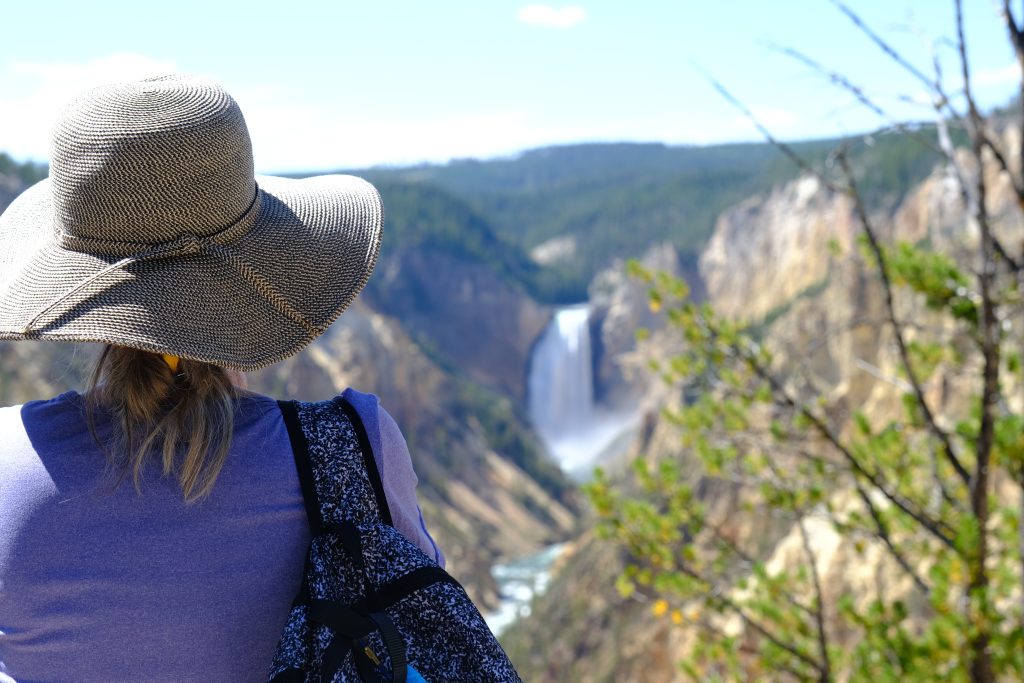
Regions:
[[55, 186, 264, 257], [21, 187, 322, 339]]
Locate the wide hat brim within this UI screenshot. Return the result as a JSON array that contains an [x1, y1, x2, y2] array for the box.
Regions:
[[0, 174, 383, 371]]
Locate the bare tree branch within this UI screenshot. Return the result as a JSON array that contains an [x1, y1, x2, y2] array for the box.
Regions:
[[707, 523, 821, 620], [692, 66, 842, 193], [955, 2, 999, 680], [797, 518, 834, 683], [853, 481, 932, 594], [831, 0, 1024, 281], [835, 150, 971, 487], [978, 131, 1024, 205], [830, 1, 958, 118], [773, 45, 944, 157], [921, 27, 1024, 275], [674, 558, 829, 678], [1000, 0, 1024, 186], [694, 66, 962, 551], [974, 138, 1024, 272], [694, 616, 819, 682], [756, 411, 935, 593], [735, 340, 959, 548], [757, 452, 836, 682]]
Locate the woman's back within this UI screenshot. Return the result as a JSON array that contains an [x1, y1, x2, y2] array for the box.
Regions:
[[0, 391, 309, 682], [0, 74, 481, 682]]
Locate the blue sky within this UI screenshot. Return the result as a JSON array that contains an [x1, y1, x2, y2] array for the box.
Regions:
[[0, 1, 1017, 173]]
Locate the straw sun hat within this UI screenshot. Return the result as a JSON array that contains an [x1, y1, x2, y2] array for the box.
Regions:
[[0, 74, 383, 370]]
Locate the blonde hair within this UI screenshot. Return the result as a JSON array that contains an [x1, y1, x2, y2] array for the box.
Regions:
[[87, 345, 238, 502]]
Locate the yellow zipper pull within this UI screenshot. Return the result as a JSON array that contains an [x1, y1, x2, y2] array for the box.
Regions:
[[363, 645, 381, 667]]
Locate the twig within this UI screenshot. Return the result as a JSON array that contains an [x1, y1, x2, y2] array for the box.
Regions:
[[836, 150, 971, 487], [693, 65, 842, 193], [773, 45, 944, 157], [675, 558, 828, 678], [694, 616, 818, 682], [954, 4, 999, 681], [708, 523, 820, 620], [830, 0, 959, 122], [746, 351, 958, 549], [853, 357, 914, 393], [852, 481, 931, 594], [1000, 0, 1024, 189], [797, 517, 834, 683]]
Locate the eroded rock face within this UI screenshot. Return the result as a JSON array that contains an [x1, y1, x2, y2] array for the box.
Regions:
[[700, 176, 857, 322], [894, 138, 1024, 258], [589, 242, 682, 411], [366, 247, 550, 404]]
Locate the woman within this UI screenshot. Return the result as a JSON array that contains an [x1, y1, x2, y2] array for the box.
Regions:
[[0, 75, 442, 682]]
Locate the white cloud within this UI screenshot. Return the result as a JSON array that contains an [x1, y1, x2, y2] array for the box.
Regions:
[[9, 53, 176, 85], [517, 5, 586, 29], [973, 63, 1018, 88], [0, 56, 600, 172], [3, 54, 713, 172], [234, 82, 675, 172], [239, 96, 574, 172], [0, 54, 177, 161]]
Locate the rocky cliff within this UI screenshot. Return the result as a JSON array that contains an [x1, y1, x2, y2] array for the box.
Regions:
[[699, 175, 857, 322], [366, 246, 549, 404], [505, 138, 1024, 680], [588, 242, 682, 412]]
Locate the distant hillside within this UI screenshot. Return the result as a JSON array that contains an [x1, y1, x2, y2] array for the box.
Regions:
[[0, 153, 47, 211], [1, 131, 955, 288], [369, 180, 540, 290], [364, 182, 550, 403], [0, 152, 47, 186]]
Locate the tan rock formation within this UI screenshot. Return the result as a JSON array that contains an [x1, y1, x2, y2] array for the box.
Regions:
[[367, 247, 550, 404], [700, 176, 856, 322]]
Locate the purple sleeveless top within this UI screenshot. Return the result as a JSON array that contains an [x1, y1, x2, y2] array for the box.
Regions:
[[0, 389, 442, 683]]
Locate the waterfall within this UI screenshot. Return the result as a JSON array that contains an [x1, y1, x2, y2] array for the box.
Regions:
[[488, 305, 640, 635], [528, 305, 594, 436], [527, 304, 639, 479]]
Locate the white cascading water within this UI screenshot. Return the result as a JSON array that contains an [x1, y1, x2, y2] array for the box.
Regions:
[[527, 304, 639, 479], [488, 304, 641, 634]]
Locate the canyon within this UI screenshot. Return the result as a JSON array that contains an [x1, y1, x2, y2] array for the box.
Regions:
[[3, 126, 1020, 679]]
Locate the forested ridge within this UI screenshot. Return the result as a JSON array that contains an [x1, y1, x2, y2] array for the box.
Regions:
[[341, 128, 959, 302]]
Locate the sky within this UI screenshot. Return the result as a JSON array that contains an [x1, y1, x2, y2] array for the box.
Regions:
[[0, 1, 1018, 173]]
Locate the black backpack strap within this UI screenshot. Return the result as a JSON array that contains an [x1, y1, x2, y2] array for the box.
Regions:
[[278, 399, 324, 535], [277, 395, 410, 682], [336, 396, 394, 527]]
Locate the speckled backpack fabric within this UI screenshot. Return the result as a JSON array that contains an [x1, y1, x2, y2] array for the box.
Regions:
[[268, 396, 522, 683]]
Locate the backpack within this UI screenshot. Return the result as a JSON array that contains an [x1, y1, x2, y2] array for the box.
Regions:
[[268, 395, 523, 683]]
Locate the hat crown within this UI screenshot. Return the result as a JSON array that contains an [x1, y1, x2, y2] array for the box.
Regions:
[[50, 75, 255, 246]]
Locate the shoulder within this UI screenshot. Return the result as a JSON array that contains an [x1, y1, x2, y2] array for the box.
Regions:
[[340, 388, 380, 423], [0, 392, 80, 448], [339, 389, 407, 456]]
